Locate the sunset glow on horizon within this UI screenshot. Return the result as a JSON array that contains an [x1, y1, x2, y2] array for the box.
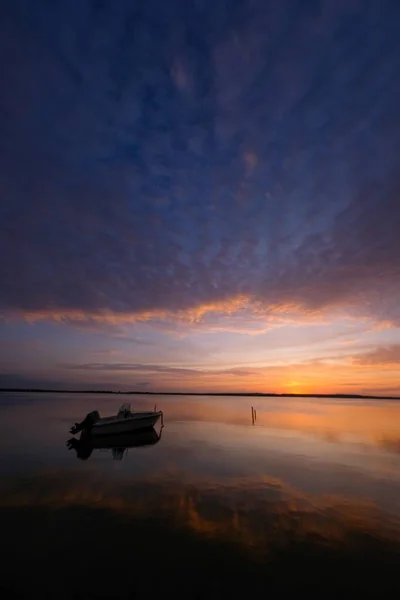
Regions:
[[1, 299, 399, 395]]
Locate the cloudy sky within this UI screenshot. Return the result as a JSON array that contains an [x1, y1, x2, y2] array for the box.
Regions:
[[1, 0, 399, 395]]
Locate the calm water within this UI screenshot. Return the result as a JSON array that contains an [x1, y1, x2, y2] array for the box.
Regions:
[[0, 393, 399, 599]]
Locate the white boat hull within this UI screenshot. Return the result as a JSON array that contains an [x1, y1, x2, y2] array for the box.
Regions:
[[91, 411, 162, 436]]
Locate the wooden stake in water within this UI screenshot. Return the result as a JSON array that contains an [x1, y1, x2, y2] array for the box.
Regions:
[[154, 404, 157, 412], [251, 406, 255, 425]]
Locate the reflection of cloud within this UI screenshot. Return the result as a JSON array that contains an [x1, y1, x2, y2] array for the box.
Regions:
[[1, 469, 399, 551]]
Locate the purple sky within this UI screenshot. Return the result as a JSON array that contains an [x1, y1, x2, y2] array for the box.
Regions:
[[0, 0, 399, 394]]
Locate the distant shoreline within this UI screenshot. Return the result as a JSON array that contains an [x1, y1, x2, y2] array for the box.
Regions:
[[0, 388, 399, 400]]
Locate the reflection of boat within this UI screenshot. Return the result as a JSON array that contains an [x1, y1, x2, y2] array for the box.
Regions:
[[66, 426, 163, 461], [69, 403, 163, 436]]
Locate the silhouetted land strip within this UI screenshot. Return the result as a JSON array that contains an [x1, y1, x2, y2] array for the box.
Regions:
[[0, 388, 399, 400]]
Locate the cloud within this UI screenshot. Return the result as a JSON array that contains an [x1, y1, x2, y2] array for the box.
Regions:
[[0, 0, 399, 331], [378, 437, 400, 455], [133, 381, 151, 388], [60, 362, 261, 377], [218, 368, 260, 376], [90, 349, 120, 357], [353, 345, 400, 366], [63, 362, 203, 375], [0, 372, 78, 390], [8, 298, 334, 332], [0, 373, 49, 389]]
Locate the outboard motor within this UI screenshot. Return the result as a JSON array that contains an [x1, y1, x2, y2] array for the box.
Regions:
[[66, 436, 93, 460], [70, 410, 100, 435]]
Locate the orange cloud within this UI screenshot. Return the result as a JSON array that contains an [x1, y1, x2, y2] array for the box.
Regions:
[[8, 295, 356, 330], [15, 295, 251, 325]]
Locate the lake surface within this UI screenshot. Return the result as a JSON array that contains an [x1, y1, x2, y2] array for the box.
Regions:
[[0, 393, 399, 599]]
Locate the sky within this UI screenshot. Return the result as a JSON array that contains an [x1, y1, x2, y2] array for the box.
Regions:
[[0, 0, 400, 395]]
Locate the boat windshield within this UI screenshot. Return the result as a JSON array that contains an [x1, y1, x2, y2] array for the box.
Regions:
[[118, 403, 132, 418]]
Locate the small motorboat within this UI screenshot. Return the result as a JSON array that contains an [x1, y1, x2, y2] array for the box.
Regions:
[[66, 426, 163, 461], [69, 403, 163, 436]]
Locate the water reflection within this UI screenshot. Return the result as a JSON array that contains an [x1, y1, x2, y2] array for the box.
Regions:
[[0, 393, 399, 598], [66, 427, 163, 461]]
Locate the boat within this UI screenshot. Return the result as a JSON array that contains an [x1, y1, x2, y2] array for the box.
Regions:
[[66, 426, 163, 461], [69, 403, 163, 436]]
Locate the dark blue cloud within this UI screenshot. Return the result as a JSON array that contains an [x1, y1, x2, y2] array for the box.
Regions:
[[1, 0, 400, 322]]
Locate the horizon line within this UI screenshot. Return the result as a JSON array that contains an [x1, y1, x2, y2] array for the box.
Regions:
[[0, 388, 399, 401]]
